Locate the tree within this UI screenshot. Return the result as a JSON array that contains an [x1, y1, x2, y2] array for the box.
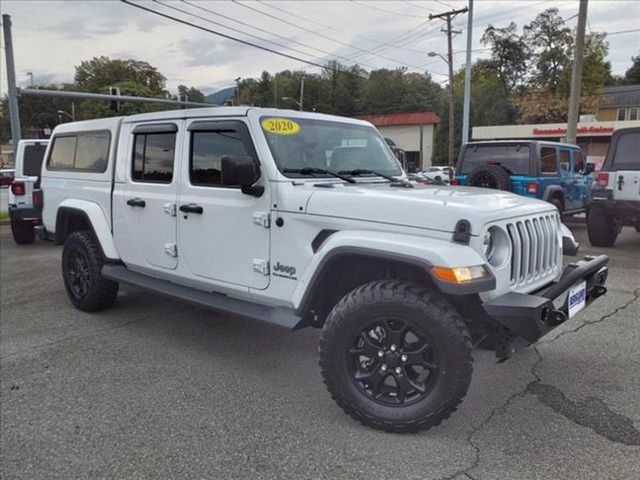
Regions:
[[622, 51, 640, 85], [524, 8, 572, 94], [481, 22, 530, 93], [74, 56, 167, 95], [177, 85, 205, 103]]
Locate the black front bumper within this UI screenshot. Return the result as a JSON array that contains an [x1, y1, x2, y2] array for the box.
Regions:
[[483, 255, 609, 360]]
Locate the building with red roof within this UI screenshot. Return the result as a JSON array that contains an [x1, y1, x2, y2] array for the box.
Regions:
[[356, 112, 440, 171]]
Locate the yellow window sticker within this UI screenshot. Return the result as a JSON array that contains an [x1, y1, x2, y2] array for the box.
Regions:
[[261, 118, 300, 135]]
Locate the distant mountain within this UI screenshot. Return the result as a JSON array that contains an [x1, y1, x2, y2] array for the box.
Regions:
[[205, 86, 235, 105]]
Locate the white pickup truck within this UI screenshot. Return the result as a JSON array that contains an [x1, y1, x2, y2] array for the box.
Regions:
[[37, 107, 609, 433]]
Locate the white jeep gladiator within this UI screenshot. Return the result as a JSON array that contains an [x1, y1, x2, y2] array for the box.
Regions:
[[37, 107, 609, 433]]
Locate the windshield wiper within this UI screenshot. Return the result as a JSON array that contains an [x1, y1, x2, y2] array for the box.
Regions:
[[283, 167, 356, 183], [339, 169, 413, 187]]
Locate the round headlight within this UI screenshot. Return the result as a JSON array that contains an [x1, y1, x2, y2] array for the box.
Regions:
[[483, 226, 510, 268], [482, 230, 495, 260]]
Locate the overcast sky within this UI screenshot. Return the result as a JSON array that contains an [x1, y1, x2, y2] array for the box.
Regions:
[[1, 0, 639, 97]]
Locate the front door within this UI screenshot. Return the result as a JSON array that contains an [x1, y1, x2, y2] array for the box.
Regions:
[[177, 119, 271, 290], [558, 148, 577, 210], [115, 122, 180, 270]]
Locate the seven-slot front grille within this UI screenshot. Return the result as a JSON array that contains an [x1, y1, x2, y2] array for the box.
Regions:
[[506, 213, 560, 286]]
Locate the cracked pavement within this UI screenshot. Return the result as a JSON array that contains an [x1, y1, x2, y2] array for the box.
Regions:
[[1, 222, 639, 479]]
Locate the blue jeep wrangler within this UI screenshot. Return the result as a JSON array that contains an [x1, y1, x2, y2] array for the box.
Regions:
[[454, 140, 593, 214]]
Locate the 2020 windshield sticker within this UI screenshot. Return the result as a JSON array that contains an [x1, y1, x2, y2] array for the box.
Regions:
[[261, 118, 300, 135]]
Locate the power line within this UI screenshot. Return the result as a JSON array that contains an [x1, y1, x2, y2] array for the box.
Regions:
[[349, 0, 423, 19], [119, 0, 328, 69], [256, 0, 429, 55], [174, 0, 380, 70], [401, 1, 435, 13], [230, 0, 428, 69], [607, 28, 640, 36]]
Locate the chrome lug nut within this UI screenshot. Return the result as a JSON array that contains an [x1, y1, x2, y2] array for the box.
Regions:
[[381, 364, 388, 372], [390, 344, 397, 352], [401, 354, 408, 362], [378, 350, 384, 358], [395, 367, 402, 375]]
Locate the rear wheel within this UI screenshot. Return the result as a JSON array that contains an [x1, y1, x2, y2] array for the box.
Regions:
[[587, 208, 618, 247], [319, 280, 472, 433], [62, 230, 118, 312], [10, 220, 35, 244]]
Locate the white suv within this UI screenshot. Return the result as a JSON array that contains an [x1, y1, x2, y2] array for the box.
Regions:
[[8, 139, 48, 244], [37, 108, 609, 433], [588, 127, 640, 246]]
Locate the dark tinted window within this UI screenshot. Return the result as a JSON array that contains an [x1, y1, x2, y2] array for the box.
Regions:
[[47, 132, 110, 172], [573, 151, 585, 172], [48, 136, 76, 169], [540, 147, 558, 174], [132, 133, 176, 183], [617, 109, 626, 121], [191, 130, 248, 186], [612, 132, 640, 170], [460, 144, 530, 175], [23, 143, 47, 176], [559, 149, 570, 172]]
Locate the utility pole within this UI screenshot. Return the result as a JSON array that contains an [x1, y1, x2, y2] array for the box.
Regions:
[[299, 76, 304, 111], [429, 6, 468, 169], [2, 14, 22, 144], [566, 0, 588, 145], [462, 0, 473, 146]]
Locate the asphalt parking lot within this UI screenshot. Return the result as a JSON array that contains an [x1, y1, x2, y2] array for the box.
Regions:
[[1, 222, 639, 480]]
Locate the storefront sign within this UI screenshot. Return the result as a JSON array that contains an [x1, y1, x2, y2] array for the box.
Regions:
[[533, 126, 614, 136]]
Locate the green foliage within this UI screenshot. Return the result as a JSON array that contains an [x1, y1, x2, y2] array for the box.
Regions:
[[75, 56, 167, 95], [177, 85, 205, 103], [622, 51, 640, 85]]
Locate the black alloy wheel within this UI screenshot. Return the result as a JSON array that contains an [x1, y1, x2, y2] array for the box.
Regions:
[[66, 249, 92, 300], [349, 317, 439, 406]]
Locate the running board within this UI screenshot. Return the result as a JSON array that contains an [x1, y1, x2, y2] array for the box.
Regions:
[[101, 265, 305, 330]]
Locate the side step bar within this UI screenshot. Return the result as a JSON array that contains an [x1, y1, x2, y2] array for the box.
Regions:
[[101, 265, 305, 330]]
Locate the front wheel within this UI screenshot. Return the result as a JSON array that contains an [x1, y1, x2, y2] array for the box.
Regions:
[[319, 280, 473, 433], [62, 230, 119, 312]]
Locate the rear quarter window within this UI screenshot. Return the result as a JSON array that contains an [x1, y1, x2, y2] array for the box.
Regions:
[[47, 131, 110, 173], [612, 132, 640, 170]]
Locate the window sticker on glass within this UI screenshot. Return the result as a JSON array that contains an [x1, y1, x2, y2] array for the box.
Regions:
[[261, 117, 300, 135]]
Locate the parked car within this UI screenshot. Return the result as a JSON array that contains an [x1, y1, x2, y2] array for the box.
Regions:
[[454, 141, 594, 215], [8, 139, 49, 244], [421, 166, 453, 183], [587, 127, 640, 246], [0, 168, 15, 187], [37, 108, 608, 433]]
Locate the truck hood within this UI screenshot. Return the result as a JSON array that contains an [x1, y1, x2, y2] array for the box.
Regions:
[[304, 182, 555, 235]]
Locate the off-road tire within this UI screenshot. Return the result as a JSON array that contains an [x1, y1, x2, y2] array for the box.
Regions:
[[10, 220, 35, 244], [62, 230, 118, 312], [587, 208, 618, 247], [466, 165, 512, 191], [319, 280, 473, 433]]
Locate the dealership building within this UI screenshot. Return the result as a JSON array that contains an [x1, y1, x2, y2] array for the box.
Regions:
[[356, 112, 440, 171]]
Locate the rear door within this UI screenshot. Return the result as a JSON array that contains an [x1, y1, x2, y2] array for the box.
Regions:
[[610, 131, 640, 201], [569, 149, 590, 210], [115, 122, 181, 270]]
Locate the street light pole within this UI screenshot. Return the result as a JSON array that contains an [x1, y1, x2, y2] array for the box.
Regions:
[[566, 0, 588, 144], [2, 14, 22, 144], [462, 0, 474, 146]]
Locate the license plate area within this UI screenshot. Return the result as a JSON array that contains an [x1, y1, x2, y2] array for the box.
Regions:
[[568, 281, 587, 318]]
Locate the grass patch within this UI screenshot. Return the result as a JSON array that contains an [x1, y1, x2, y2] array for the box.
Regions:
[[0, 211, 9, 221]]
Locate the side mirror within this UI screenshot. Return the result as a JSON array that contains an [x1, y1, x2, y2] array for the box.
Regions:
[[585, 163, 595, 174], [221, 155, 263, 197]]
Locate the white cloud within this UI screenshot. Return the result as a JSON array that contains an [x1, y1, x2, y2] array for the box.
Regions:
[[1, 0, 638, 97]]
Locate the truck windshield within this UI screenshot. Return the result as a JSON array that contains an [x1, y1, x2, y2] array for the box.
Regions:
[[23, 143, 48, 176], [260, 117, 402, 178], [460, 144, 531, 175]]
